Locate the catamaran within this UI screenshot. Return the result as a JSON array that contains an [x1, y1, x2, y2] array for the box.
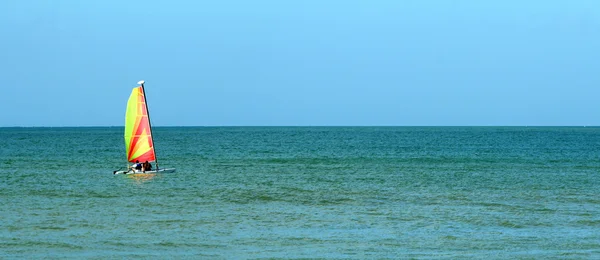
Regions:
[[113, 80, 175, 175]]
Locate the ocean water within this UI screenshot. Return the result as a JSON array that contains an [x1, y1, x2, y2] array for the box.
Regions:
[[1, 126, 599, 259]]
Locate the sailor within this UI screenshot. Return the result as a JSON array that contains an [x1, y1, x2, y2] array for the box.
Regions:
[[142, 161, 152, 172], [132, 160, 142, 172]]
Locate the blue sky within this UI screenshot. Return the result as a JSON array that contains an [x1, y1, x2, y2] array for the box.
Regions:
[[1, 0, 599, 126]]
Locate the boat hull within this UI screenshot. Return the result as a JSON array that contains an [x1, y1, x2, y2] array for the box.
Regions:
[[113, 168, 176, 175]]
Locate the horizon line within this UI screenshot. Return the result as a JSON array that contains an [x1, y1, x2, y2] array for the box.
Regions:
[[0, 125, 597, 128]]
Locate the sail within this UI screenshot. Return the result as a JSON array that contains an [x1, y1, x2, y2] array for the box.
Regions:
[[124, 86, 156, 163]]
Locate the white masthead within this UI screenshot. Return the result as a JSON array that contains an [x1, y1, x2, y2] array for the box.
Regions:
[[137, 80, 145, 85]]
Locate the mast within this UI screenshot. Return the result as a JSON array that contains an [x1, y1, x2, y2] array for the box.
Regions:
[[138, 80, 159, 170]]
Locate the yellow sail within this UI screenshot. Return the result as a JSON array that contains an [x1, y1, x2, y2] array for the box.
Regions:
[[124, 86, 156, 163]]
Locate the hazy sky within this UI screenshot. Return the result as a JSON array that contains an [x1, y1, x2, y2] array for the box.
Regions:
[[1, 0, 599, 126]]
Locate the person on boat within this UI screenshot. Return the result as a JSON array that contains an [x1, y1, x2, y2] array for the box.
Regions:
[[132, 160, 142, 172], [142, 161, 152, 172]]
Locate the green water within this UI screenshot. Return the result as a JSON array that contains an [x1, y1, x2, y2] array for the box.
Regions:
[[1, 127, 599, 258]]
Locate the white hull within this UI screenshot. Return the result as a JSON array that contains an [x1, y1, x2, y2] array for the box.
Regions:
[[113, 168, 176, 175]]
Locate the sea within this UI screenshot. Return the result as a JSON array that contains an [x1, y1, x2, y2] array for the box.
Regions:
[[0, 126, 599, 259]]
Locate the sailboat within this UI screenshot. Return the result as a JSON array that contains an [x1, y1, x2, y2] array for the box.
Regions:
[[113, 80, 175, 175]]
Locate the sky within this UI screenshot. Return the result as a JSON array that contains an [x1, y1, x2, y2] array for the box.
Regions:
[[1, 0, 599, 126]]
